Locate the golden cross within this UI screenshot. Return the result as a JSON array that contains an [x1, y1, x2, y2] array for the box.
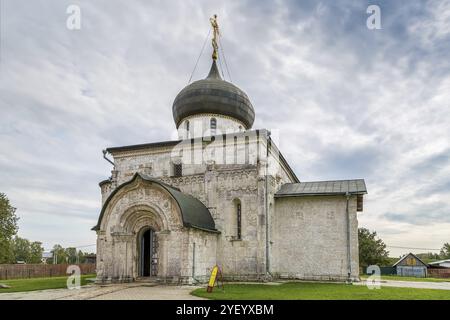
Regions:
[[210, 14, 219, 60]]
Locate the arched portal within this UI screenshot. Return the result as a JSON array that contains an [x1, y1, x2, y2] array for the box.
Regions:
[[138, 227, 158, 277]]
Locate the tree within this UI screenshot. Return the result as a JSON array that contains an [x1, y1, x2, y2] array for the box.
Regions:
[[10, 236, 44, 264], [50, 244, 67, 264], [77, 250, 86, 264], [0, 193, 19, 263], [65, 247, 77, 264], [440, 243, 450, 259], [29, 241, 44, 263], [416, 252, 441, 263], [12, 236, 30, 263], [47, 245, 94, 264], [358, 228, 390, 267]]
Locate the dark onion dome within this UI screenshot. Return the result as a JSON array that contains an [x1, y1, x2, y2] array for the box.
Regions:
[[172, 61, 255, 129]]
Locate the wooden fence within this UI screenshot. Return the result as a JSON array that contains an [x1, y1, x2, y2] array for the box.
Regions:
[[361, 266, 396, 275], [428, 268, 450, 278], [0, 264, 96, 280]]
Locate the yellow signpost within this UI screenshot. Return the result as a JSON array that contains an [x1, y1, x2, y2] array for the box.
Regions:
[[207, 265, 223, 293]]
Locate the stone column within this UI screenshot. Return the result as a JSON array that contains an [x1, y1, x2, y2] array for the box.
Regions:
[[155, 230, 170, 280], [111, 232, 134, 282], [95, 231, 107, 283]]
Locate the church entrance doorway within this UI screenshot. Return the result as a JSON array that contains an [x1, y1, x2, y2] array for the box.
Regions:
[[139, 228, 158, 277]]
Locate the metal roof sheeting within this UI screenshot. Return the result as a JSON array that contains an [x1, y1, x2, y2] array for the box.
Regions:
[[275, 179, 367, 197], [426, 259, 450, 266]]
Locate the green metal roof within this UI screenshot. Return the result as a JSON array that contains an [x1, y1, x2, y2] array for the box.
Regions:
[[275, 179, 367, 197], [92, 173, 218, 233]]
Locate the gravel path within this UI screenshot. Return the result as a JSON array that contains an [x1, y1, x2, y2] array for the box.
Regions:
[[0, 283, 205, 300]]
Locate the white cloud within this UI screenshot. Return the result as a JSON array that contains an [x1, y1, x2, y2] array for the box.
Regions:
[[408, 0, 450, 45]]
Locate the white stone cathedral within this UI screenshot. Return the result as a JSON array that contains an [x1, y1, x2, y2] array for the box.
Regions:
[[93, 18, 367, 284]]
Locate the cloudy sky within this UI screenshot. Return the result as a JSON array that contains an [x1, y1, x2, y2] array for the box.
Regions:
[[0, 0, 449, 256]]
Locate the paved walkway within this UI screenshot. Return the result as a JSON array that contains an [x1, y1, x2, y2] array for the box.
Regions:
[[0, 283, 205, 300], [355, 280, 450, 290]]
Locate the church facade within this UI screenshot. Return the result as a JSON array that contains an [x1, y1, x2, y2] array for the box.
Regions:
[[92, 19, 367, 284]]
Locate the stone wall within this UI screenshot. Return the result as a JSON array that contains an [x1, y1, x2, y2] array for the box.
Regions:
[[188, 229, 218, 283], [177, 113, 247, 139], [165, 165, 265, 278], [271, 195, 360, 281]]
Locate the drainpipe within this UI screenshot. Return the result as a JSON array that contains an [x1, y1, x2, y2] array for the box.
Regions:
[[345, 192, 352, 283], [102, 149, 115, 166], [265, 132, 271, 277], [191, 241, 201, 284], [192, 242, 196, 279]]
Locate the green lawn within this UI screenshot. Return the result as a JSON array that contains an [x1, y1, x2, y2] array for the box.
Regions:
[[360, 275, 450, 282], [0, 274, 96, 293], [191, 282, 450, 300]]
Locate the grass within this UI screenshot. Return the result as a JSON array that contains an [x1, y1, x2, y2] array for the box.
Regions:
[[0, 274, 96, 293], [360, 275, 450, 282], [191, 282, 450, 300]]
